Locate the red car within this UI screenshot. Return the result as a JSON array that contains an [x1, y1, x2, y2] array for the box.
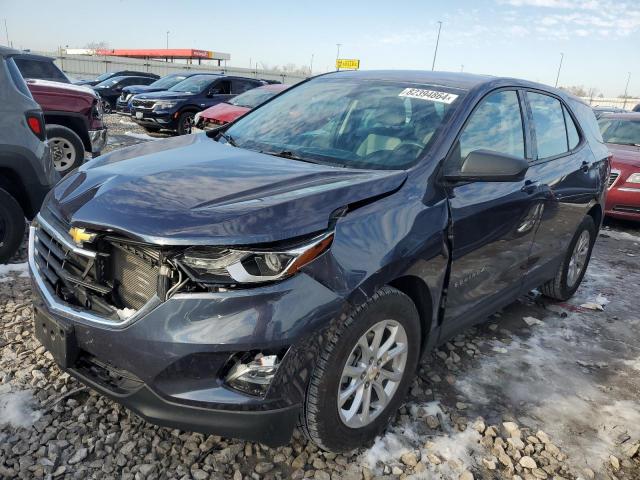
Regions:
[[193, 83, 288, 131], [599, 113, 640, 221], [27, 79, 107, 174]]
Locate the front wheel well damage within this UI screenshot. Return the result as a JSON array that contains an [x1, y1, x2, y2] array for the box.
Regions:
[[388, 275, 433, 355], [586, 203, 603, 229]]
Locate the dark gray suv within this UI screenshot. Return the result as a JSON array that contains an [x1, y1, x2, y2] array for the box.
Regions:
[[0, 46, 58, 262]]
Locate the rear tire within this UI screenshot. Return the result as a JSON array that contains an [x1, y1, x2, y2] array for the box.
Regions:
[[47, 125, 85, 174], [0, 189, 25, 264], [300, 286, 420, 452], [541, 215, 596, 301]]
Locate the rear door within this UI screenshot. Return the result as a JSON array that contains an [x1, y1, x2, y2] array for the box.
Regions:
[[232, 79, 261, 94], [442, 89, 539, 334], [202, 78, 233, 108], [520, 91, 598, 287]]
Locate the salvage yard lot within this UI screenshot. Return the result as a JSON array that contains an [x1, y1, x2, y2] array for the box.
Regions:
[[1, 115, 639, 480]]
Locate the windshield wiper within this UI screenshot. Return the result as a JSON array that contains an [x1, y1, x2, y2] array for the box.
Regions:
[[261, 149, 320, 164], [218, 131, 237, 147]]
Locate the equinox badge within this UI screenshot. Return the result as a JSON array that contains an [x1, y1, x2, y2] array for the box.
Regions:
[[68, 227, 96, 246]]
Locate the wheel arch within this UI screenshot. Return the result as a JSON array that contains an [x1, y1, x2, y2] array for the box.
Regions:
[[0, 169, 30, 217], [388, 275, 434, 356], [44, 114, 91, 152], [586, 202, 603, 229]]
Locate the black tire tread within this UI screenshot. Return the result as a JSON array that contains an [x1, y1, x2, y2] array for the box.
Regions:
[[0, 188, 26, 264], [299, 286, 418, 451], [541, 215, 596, 301]]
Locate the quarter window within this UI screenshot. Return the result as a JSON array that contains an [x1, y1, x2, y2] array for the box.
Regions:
[[527, 92, 568, 159], [456, 90, 525, 164], [563, 105, 580, 149]]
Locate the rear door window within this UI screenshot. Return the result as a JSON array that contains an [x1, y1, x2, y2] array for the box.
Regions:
[[14, 58, 67, 82], [455, 90, 525, 165], [232, 79, 259, 94], [527, 92, 568, 159], [213, 79, 231, 94]]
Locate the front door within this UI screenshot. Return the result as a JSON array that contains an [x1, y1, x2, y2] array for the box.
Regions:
[[442, 89, 539, 334]]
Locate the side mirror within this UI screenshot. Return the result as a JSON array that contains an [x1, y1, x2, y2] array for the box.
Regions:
[[445, 149, 529, 182]]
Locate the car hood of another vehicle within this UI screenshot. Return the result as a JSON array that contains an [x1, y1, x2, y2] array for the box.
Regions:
[[136, 90, 195, 101], [200, 102, 249, 122], [47, 134, 407, 245], [607, 143, 640, 168], [123, 85, 165, 95]]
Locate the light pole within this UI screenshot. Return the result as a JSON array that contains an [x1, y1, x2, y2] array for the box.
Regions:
[[460, 64, 464, 72], [336, 43, 342, 70], [623, 72, 631, 109], [431, 21, 442, 71], [554, 52, 564, 88], [310, 53, 314, 76], [4, 19, 8, 46], [166, 31, 170, 50]]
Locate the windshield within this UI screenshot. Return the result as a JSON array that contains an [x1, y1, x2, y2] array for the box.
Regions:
[[95, 72, 113, 82], [95, 76, 125, 87], [169, 75, 217, 93], [151, 74, 188, 89], [224, 78, 463, 170], [599, 118, 640, 146], [229, 88, 277, 109]]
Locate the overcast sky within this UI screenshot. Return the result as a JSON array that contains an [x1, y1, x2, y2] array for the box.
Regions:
[[1, 0, 638, 96]]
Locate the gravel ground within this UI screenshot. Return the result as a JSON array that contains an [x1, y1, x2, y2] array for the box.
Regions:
[[1, 115, 639, 479]]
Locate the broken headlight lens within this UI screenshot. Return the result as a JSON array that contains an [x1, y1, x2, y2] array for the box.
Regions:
[[177, 231, 333, 285]]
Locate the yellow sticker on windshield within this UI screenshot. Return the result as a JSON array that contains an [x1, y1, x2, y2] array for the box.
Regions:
[[399, 88, 458, 104]]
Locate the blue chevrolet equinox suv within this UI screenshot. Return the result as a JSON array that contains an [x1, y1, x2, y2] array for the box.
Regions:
[[29, 70, 608, 452]]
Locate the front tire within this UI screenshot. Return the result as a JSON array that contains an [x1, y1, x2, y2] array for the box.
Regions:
[[0, 189, 25, 263], [541, 215, 596, 301], [47, 125, 85, 174], [177, 111, 195, 135], [300, 286, 420, 452]]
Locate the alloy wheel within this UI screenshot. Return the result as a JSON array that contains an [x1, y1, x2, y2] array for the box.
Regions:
[[337, 319, 408, 428], [567, 230, 590, 288], [50, 137, 77, 172]]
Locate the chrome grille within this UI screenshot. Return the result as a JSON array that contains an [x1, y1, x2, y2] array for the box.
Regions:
[[131, 99, 155, 109], [32, 217, 161, 319], [608, 171, 620, 188]]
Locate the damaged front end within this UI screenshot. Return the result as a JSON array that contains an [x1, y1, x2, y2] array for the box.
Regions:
[[29, 208, 334, 327]]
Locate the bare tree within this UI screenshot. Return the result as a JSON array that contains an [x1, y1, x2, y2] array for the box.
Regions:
[[84, 41, 109, 50], [559, 85, 587, 97]]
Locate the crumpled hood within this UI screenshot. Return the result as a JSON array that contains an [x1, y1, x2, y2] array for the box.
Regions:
[[49, 134, 407, 245], [200, 102, 249, 123]]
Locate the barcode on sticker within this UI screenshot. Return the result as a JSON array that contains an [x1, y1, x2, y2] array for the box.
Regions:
[[399, 88, 458, 104]]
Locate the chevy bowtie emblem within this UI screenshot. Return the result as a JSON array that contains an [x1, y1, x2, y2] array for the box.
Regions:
[[68, 227, 96, 246]]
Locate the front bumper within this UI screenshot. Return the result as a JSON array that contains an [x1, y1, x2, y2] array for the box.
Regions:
[[28, 225, 344, 445], [131, 109, 178, 129], [88, 128, 108, 154], [605, 185, 640, 221]]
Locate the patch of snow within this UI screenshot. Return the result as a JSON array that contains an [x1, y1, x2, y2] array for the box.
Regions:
[[116, 307, 137, 321], [0, 262, 29, 282], [124, 131, 160, 141], [0, 389, 41, 428], [523, 316, 544, 326], [599, 229, 640, 243], [119, 119, 136, 126]]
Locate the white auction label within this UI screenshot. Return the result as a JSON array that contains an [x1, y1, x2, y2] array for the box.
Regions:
[[398, 88, 458, 104]]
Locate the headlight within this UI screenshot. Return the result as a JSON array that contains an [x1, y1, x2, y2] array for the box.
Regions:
[[153, 100, 179, 110], [627, 173, 640, 184], [177, 232, 333, 285]]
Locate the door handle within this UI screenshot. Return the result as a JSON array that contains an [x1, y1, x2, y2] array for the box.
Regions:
[[581, 161, 590, 173]]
